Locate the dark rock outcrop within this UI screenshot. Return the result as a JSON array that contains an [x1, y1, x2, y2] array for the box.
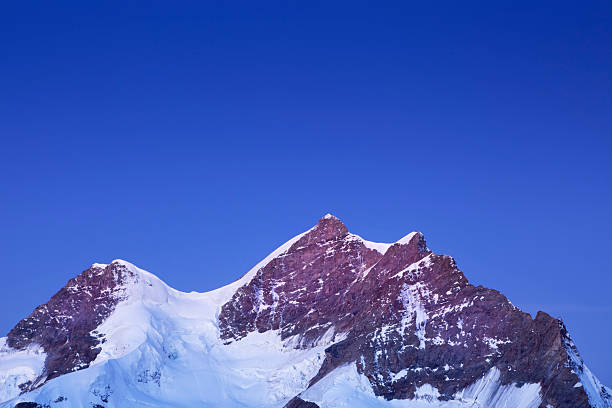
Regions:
[[284, 397, 320, 408], [219, 215, 596, 408], [3, 215, 608, 408], [6, 262, 135, 390]]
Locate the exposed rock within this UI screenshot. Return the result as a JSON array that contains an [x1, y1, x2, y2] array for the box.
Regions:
[[3, 215, 609, 408], [283, 397, 320, 408], [6, 262, 135, 390], [14, 403, 44, 408], [219, 215, 593, 407]]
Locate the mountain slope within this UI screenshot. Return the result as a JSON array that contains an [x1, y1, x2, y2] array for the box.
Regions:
[[1, 215, 610, 408]]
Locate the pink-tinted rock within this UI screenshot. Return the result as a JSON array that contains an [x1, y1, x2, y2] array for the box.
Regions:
[[7, 262, 135, 390], [6, 215, 607, 408], [219, 215, 594, 408]]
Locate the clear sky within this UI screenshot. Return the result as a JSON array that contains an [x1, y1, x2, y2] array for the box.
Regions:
[[1, 0, 610, 384]]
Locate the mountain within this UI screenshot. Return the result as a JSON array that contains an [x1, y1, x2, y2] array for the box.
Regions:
[[1, 214, 610, 408]]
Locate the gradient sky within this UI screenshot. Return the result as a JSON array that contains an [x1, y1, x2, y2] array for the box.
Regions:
[[1, 1, 611, 384]]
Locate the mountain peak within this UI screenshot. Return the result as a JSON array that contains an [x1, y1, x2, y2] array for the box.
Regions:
[[393, 231, 428, 256], [395, 231, 422, 245], [109, 259, 138, 270], [2, 217, 610, 408], [300, 213, 349, 244], [317, 213, 344, 227]]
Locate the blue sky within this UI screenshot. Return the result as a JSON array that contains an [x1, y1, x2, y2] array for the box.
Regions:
[[1, 1, 611, 383]]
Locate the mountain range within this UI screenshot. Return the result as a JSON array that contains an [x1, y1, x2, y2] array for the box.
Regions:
[[1, 214, 610, 408]]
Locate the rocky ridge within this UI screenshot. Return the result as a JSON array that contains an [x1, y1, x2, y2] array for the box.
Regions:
[[219, 215, 607, 407], [1, 214, 610, 408]]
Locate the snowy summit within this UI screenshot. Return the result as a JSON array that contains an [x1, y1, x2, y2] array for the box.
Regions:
[[0, 215, 610, 408]]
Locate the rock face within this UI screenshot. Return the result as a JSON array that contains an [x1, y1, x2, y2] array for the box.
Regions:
[[219, 215, 387, 346], [6, 263, 135, 389], [1, 215, 611, 408], [219, 215, 603, 408], [284, 397, 320, 408]]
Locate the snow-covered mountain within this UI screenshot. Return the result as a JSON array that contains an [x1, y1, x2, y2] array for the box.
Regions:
[[1, 215, 610, 408]]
